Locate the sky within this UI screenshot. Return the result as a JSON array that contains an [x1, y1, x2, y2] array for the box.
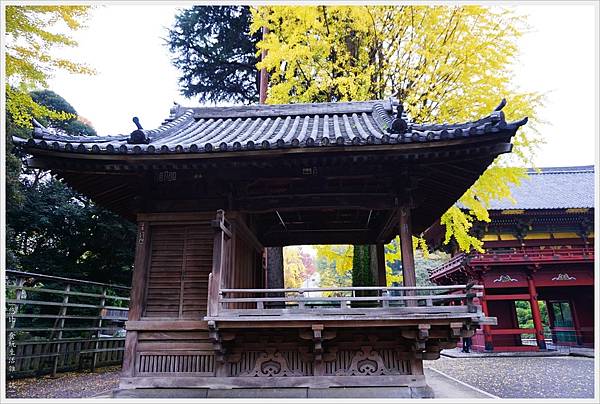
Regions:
[[46, 3, 598, 168]]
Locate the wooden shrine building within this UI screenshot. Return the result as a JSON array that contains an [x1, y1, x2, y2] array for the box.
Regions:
[[15, 98, 527, 397], [428, 166, 595, 352]]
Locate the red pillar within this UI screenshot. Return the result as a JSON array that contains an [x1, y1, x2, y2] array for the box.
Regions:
[[570, 299, 583, 346], [480, 295, 494, 351], [527, 275, 547, 350]]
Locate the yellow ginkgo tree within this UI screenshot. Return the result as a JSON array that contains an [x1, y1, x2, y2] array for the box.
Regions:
[[5, 5, 95, 128], [252, 5, 543, 284]]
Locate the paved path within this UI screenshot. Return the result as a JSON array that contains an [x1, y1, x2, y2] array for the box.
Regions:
[[425, 356, 595, 399], [424, 368, 497, 399]]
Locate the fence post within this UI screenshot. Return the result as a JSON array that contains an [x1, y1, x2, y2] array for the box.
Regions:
[[52, 283, 70, 377], [92, 287, 107, 372]]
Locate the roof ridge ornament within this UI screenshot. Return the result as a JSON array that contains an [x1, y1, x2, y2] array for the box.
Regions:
[[128, 116, 150, 144], [494, 98, 507, 111], [388, 103, 408, 134], [32, 118, 47, 139]]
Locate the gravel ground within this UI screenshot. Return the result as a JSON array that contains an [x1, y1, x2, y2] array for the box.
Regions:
[[424, 356, 595, 399], [6, 366, 121, 399]]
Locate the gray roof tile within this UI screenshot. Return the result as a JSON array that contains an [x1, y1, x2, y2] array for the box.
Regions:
[[14, 98, 527, 155], [488, 166, 595, 210]]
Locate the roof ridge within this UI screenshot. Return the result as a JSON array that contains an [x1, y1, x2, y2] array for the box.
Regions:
[[527, 165, 595, 175], [188, 100, 392, 119]]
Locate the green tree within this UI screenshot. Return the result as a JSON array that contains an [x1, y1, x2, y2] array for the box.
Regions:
[[167, 6, 261, 103], [7, 179, 136, 284], [6, 90, 137, 284], [4, 5, 95, 271], [515, 300, 549, 332], [30, 90, 97, 136]]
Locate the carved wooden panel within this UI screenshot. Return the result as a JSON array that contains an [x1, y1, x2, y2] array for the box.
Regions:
[[136, 352, 214, 375], [325, 346, 411, 376], [229, 349, 313, 377]]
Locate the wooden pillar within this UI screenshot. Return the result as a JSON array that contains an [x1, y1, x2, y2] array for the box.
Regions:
[[121, 220, 150, 378], [398, 206, 416, 287], [527, 275, 547, 350], [376, 243, 387, 287], [570, 299, 583, 346], [480, 295, 494, 351], [399, 206, 416, 307]]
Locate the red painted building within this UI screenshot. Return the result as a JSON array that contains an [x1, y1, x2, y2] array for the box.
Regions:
[[428, 166, 594, 352]]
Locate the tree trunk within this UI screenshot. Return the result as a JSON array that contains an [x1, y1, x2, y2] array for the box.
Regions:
[[266, 247, 284, 289]]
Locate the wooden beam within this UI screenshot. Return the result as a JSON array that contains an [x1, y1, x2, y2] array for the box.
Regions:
[[259, 229, 377, 246], [485, 294, 531, 301], [376, 208, 399, 242]]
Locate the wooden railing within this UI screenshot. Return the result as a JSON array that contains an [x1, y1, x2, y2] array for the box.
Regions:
[[427, 253, 467, 278], [469, 246, 594, 265], [429, 247, 595, 279], [5, 269, 130, 379], [208, 285, 484, 319]]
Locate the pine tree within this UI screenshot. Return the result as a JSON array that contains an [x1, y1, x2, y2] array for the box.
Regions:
[[167, 6, 261, 104]]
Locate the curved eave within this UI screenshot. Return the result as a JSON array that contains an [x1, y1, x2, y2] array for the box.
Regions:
[[14, 98, 527, 158], [15, 125, 521, 163]]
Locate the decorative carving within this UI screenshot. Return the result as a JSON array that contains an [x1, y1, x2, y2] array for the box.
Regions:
[[240, 348, 303, 377], [493, 274, 518, 283], [552, 273, 576, 281], [336, 346, 393, 376]]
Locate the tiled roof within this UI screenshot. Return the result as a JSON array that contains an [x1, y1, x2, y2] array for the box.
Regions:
[[488, 165, 595, 210], [14, 98, 527, 155]]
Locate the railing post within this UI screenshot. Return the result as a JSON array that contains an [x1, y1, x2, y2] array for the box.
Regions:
[[298, 290, 305, 310], [381, 288, 389, 308], [52, 283, 70, 377], [464, 284, 477, 313], [209, 210, 228, 317]]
